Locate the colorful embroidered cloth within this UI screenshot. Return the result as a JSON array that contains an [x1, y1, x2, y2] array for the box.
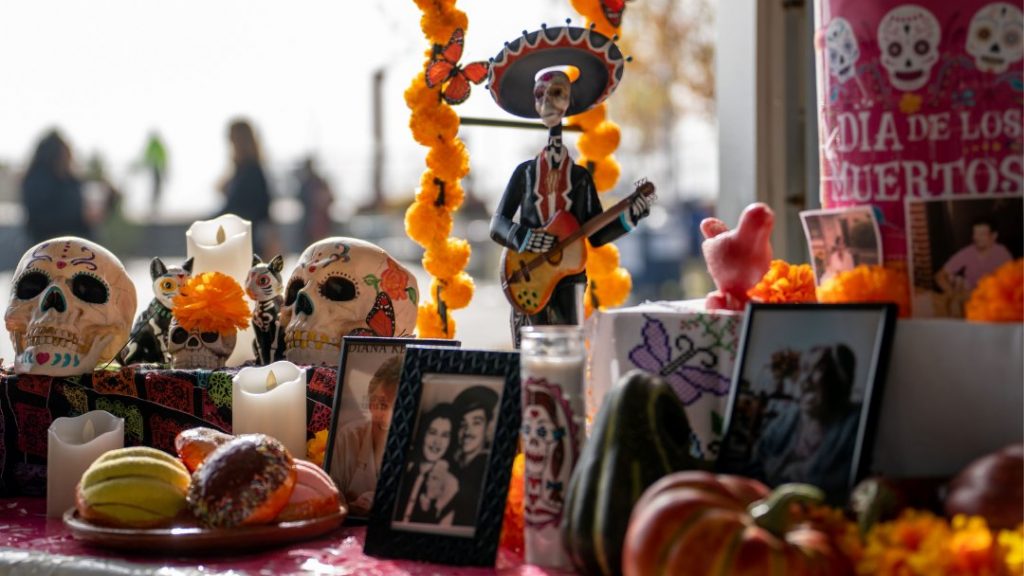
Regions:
[[0, 366, 339, 496]]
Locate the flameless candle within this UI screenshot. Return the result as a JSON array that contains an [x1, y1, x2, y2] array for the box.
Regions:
[[186, 214, 255, 366], [232, 361, 307, 457], [519, 326, 585, 568], [47, 410, 125, 517]]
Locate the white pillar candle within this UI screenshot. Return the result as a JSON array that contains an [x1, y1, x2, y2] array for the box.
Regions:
[[232, 361, 307, 457], [47, 410, 124, 517], [185, 214, 255, 366], [519, 326, 586, 569]]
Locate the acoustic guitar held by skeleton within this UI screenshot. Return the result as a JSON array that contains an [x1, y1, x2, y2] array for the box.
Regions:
[[501, 179, 656, 315]]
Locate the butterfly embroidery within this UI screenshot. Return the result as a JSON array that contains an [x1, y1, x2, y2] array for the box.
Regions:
[[600, 0, 626, 28], [425, 28, 489, 105], [627, 315, 731, 406], [351, 292, 397, 338]]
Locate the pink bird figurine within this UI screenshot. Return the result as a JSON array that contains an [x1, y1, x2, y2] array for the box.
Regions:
[[700, 202, 775, 311]]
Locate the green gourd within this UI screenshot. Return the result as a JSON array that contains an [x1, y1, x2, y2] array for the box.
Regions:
[[561, 370, 697, 576]]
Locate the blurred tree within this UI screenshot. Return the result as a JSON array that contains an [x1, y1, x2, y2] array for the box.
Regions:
[[614, 0, 716, 151]]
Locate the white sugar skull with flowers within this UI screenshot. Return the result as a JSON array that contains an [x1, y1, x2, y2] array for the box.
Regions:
[[281, 238, 419, 366], [5, 237, 137, 376]]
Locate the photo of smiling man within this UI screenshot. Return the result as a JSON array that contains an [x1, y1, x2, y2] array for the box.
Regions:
[[391, 374, 503, 537]]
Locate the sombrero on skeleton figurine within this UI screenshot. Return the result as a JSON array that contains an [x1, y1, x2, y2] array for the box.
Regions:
[[488, 23, 627, 119]]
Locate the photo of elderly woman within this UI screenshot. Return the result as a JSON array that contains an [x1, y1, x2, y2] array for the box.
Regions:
[[717, 304, 895, 505], [391, 374, 503, 538]]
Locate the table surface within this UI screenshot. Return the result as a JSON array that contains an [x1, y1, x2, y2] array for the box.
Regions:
[[0, 498, 569, 576]]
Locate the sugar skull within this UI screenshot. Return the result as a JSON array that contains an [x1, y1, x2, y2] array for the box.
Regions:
[[878, 5, 941, 92], [826, 18, 860, 84], [966, 2, 1024, 74], [5, 237, 137, 376], [521, 379, 576, 529], [281, 238, 418, 366], [166, 318, 236, 369]]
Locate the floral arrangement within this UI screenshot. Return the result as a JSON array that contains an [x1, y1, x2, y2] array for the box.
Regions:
[[817, 264, 911, 317], [171, 272, 250, 335], [747, 260, 817, 304], [306, 428, 329, 466], [565, 2, 633, 317], [965, 258, 1023, 323], [853, 512, 1023, 576], [404, 0, 476, 338]]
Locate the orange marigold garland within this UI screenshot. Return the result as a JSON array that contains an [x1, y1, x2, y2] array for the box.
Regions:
[[965, 258, 1024, 323], [306, 429, 329, 465], [748, 260, 817, 304], [404, 0, 477, 338], [567, 0, 633, 317], [817, 265, 911, 318], [171, 272, 250, 335]]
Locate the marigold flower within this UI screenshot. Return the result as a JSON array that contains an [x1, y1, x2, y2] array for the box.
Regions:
[[748, 260, 817, 303], [171, 272, 250, 336], [817, 265, 911, 317], [578, 121, 621, 159], [306, 429, 329, 466], [965, 258, 1024, 323], [590, 156, 621, 192], [500, 453, 526, 555], [417, 301, 454, 339]]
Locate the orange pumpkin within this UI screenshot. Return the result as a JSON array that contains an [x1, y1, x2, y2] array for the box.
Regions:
[[622, 471, 853, 576]]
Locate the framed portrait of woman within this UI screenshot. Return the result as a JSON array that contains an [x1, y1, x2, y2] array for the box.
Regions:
[[364, 346, 521, 566], [716, 303, 897, 505], [324, 336, 458, 522]]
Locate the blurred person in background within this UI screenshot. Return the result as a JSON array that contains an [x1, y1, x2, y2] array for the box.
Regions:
[[219, 118, 277, 257], [140, 131, 168, 218], [295, 156, 334, 247], [21, 129, 93, 243]]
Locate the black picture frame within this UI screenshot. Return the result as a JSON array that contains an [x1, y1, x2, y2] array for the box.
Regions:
[[716, 303, 897, 505], [324, 336, 459, 522], [364, 346, 521, 566]]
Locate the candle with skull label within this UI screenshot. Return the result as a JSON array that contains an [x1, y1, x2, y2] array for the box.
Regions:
[[519, 326, 585, 568], [47, 410, 124, 517], [186, 214, 255, 366], [232, 361, 307, 457]]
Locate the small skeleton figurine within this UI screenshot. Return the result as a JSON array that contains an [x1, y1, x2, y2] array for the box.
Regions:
[[488, 26, 652, 346], [246, 254, 286, 365], [118, 257, 192, 365]]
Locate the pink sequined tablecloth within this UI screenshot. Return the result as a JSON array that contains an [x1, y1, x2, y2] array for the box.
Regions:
[[0, 498, 568, 576]]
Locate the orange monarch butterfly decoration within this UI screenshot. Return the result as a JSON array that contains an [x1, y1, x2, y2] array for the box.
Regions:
[[425, 28, 489, 105]]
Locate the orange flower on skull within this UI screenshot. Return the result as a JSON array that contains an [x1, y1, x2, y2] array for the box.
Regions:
[[381, 259, 411, 301]]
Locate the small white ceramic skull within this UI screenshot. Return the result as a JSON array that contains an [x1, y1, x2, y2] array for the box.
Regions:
[[966, 2, 1024, 74], [826, 18, 860, 84], [878, 5, 941, 92], [534, 71, 572, 128], [281, 237, 419, 366], [5, 237, 137, 376], [166, 319, 236, 369]]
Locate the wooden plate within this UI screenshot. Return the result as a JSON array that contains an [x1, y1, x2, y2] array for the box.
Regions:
[[63, 506, 347, 554]]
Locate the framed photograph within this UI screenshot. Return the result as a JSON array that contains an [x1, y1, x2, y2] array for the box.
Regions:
[[905, 195, 1023, 318], [800, 207, 882, 285], [324, 336, 459, 521], [716, 303, 897, 505], [364, 346, 521, 566]]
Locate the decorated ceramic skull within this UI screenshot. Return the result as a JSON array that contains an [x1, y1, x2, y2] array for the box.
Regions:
[[281, 237, 419, 366], [878, 5, 941, 92], [826, 18, 860, 84], [166, 317, 236, 369], [5, 237, 137, 376], [966, 2, 1024, 74]]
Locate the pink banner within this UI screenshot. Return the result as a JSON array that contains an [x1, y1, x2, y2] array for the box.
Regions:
[[815, 0, 1023, 262]]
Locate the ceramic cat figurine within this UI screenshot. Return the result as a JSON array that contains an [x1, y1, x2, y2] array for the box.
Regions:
[[118, 257, 193, 365], [246, 254, 286, 365]]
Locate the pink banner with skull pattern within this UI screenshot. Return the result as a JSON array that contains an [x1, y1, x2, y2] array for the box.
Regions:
[[814, 0, 1023, 263]]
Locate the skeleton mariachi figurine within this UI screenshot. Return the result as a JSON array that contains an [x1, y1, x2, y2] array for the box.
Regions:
[[488, 25, 654, 346]]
